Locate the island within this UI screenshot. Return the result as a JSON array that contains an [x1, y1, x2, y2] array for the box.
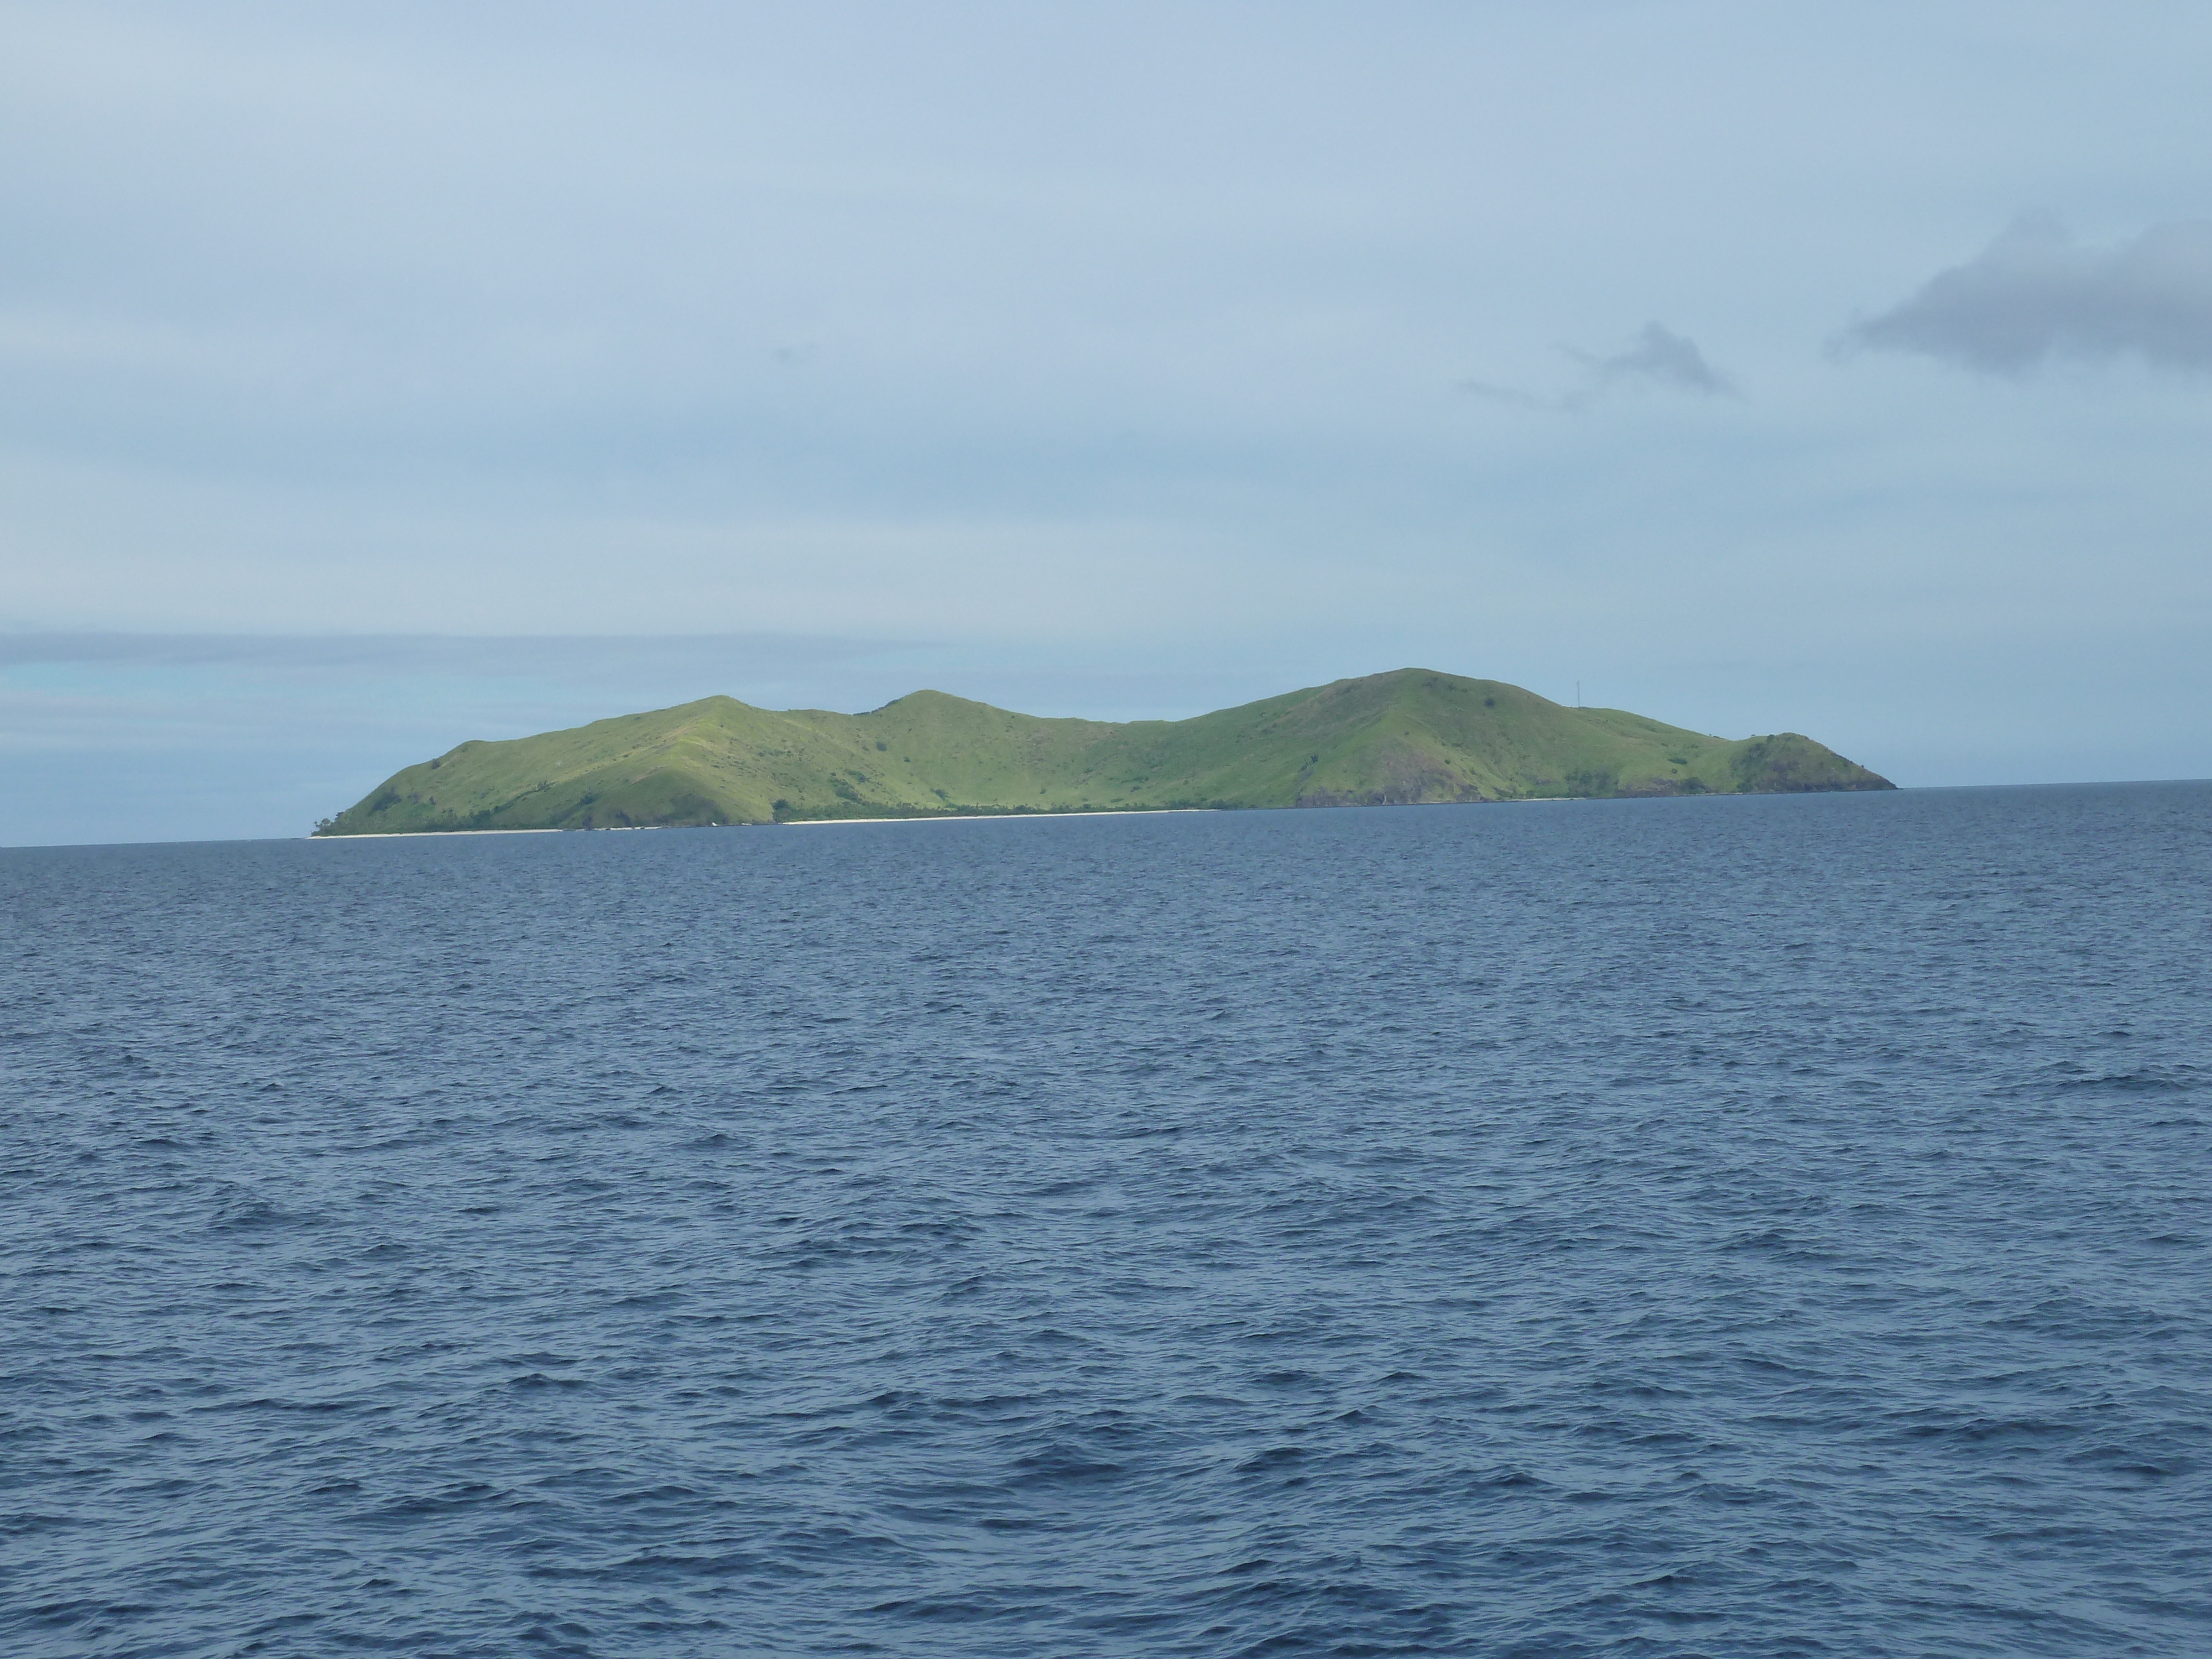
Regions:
[[313, 667, 1893, 834]]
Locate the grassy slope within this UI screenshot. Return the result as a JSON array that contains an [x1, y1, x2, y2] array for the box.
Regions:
[[316, 668, 1893, 834]]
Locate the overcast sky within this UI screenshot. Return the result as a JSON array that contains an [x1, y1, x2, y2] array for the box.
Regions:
[[6, 2, 2211, 842]]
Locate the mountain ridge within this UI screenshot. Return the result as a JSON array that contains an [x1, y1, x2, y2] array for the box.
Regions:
[[314, 668, 1893, 834]]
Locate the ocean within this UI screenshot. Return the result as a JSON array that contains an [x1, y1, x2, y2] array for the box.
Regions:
[[4, 784, 2208, 1656]]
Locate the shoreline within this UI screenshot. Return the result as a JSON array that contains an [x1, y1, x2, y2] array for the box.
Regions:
[[311, 800, 1641, 840], [782, 807, 1212, 827], [315, 809, 1217, 839], [312, 827, 568, 840]]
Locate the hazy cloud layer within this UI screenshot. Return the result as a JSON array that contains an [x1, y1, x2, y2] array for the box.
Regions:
[[1463, 323, 1735, 411], [1844, 214, 2212, 374], [0, 632, 890, 682]]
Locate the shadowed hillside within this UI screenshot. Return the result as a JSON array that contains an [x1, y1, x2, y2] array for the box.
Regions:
[[315, 669, 1893, 834]]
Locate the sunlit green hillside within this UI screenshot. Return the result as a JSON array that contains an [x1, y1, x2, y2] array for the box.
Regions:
[[315, 668, 1892, 834]]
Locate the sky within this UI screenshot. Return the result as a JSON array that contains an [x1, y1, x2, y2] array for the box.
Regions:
[[4, 1, 2211, 843]]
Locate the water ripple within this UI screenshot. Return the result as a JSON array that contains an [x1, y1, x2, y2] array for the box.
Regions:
[[3, 785, 2209, 1655]]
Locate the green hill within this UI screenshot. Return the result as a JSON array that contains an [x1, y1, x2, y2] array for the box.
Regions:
[[314, 668, 1893, 835]]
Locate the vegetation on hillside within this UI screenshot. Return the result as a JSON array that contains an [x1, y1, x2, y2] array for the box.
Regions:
[[314, 669, 1893, 835]]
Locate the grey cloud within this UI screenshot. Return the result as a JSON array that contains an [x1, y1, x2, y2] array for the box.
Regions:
[[1462, 322, 1735, 411], [1574, 322, 1736, 397], [1842, 213, 2212, 374]]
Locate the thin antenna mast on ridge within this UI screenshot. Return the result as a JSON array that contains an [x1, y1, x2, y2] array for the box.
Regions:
[[1575, 680, 1582, 708]]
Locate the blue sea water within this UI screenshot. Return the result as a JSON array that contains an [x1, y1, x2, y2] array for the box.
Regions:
[[3, 784, 2210, 1657]]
